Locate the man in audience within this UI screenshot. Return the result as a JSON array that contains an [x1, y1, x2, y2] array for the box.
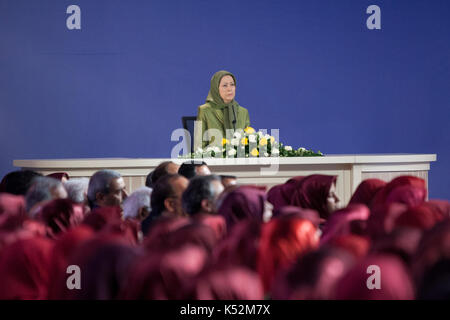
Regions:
[[220, 175, 237, 189], [141, 173, 189, 234], [64, 177, 90, 213], [122, 186, 152, 221], [178, 160, 211, 180], [182, 175, 224, 216], [0, 170, 43, 195], [87, 170, 127, 210], [148, 161, 180, 188], [25, 176, 68, 216]]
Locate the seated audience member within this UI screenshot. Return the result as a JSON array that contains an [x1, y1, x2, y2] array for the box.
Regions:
[[220, 175, 237, 189], [39, 198, 85, 238], [182, 175, 224, 216], [289, 174, 340, 223], [192, 266, 264, 300], [145, 171, 154, 188], [272, 206, 321, 228], [267, 176, 305, 211], [218, 185, 270, 230], [333, 254, 415, 300], [272, 247, 355, 300], [141, 174, 189, 235], [348, 178, 386, 207], [257, 217, 319, 295], [47, 172, 70, 183], [25, 176, 68, 216], [122, 187, 152, 221], [87, 170, 127, 210], [149, 161, 180, 187], [64, 177, 90, 213], [0, 170, 43, 195], [178, 160, 211, 179], [0, 237, 55, 299]]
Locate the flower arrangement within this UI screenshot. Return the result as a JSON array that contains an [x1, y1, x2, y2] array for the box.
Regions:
[[183, 127, 324, 159]]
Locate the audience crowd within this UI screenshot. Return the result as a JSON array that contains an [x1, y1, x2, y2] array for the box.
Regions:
[[0, 161, 448, 300]]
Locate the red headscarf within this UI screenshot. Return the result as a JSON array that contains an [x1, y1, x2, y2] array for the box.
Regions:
[[194, 266, 264, 300], [320, 204, 370, 245], [394, 203, 444, 230], [366, 202, 409, 238], [218, 185, 267, 230], [385, 185, 427, 207], [334, 254, 415, 300], [349, 179, 386, 207], [327, 234, 371, 259], [289, 174, 337, 220], [267, 176, 305, 211], [258, 217, 319, 294], [0, 237, 55, 299]]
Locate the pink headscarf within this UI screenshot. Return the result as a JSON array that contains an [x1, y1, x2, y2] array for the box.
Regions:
[[267, 176, 305, 211], [289, 174, 337, 220], [320, 204, 370, 245], [349, 179, 386, 207], [194, 266, 264, 300], [0, 237, 55, 299], [334, 254, 415, 300], [218, 185, 267, 229]]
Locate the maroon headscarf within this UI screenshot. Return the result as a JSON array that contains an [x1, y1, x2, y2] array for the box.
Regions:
[[0, 237, 55, 299], [385, 185, 427, 207], [213, 219, 262, 272], [52, 235, 140, 300], [427, 199, 450, 219], [289, 174, 337, 220], [39, 198, 85, 238], [267, 176, 305, 211], [370, 175, 426, 209], [366, 202, 409, 238], [164, 222, 219, 254], [412, 220, 450, 286], [121, 245, 208, 300], [327, 234, 371, 259], [46, 172, 70, 181], [272, 205, 321, 228], [334, 254, 415, 300], [394, 203, 444, 231], [47, 225, 96, 299], [193, 266, 264, 300], [144, 216, 190, 251], [218, 185, 267, 230], [349, 179, 386, 207], [191, 213, 227, 241], [320, 204, 370, 245], [272, 247, 355, 300]]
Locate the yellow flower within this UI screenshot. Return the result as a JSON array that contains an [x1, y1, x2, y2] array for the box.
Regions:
[[244, 127, 255, 134], [259, 138, 268, 146], [250, 148, 259, 157], [241, 137, 248, 145], [222, 138, 229, 146], [270, 136, 275, 144]]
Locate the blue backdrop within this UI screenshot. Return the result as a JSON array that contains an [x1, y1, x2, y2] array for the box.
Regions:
[[0, 0, 449, 198]]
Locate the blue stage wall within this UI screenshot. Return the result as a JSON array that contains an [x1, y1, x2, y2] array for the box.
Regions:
[[0, 0, 449, 198]]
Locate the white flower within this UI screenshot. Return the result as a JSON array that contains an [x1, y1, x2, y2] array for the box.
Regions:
[[233, 131, 242, 139], [257, 131, 264, 138], [264, 134, 271, 140], [284, 146, 292, 151], [213, 146, 221, 153], [248, 134, 257, 143], [264, 152, 269, 157], [272, 148, 279, 155], [206, 146, 214, 153], [231, 138, 239, 146], [228, 149, 237, 156], [196, 148, 203, 153], [299, 147, 306, 152]]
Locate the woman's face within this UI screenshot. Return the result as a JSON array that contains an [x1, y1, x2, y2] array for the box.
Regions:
[[219, 75, 236, 104], [326, 183, 340, 214]]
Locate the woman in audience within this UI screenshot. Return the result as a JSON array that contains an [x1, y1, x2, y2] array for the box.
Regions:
[[348, 178, 386, 207]]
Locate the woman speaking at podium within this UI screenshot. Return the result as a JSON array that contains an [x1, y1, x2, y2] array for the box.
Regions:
[[195, 70, 250, 149]]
